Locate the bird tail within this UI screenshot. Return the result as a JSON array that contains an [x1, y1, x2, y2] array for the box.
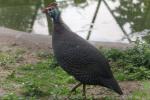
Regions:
[[101, 78, 123, 95]]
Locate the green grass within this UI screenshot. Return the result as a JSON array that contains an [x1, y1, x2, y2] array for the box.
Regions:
[[0, 59, 80, 100], [127, 81, 150, 100], [1, 58, 150, 100], [0, 48, 25, 67], [102, 42, 150, 81], [0, 46, 150, 99], [0, 52, 16, 67], [102, 81, 150, 100]]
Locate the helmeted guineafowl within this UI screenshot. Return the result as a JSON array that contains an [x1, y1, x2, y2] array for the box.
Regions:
[[43, 2, 123, 98]]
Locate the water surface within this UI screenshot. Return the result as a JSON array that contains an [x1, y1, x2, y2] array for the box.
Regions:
[[0, 0, 149, 43], [33, 0, 150, 42]]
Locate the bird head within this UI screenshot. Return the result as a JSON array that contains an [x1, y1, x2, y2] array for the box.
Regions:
[[43, 2, 60, 20]]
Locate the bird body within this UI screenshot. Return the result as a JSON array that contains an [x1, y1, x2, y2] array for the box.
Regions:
[[53, 18, 122, 94], [43, 3, 123, 96]]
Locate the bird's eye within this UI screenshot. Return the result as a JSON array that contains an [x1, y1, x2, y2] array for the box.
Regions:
[[49, 8, 52, 11], [49, 7, 54, 12]]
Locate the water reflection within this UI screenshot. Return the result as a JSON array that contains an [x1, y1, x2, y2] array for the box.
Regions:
[[34, 0, 127, 42], [33, 0, 150, 42], [0, 0, 41, 32], [109, 0, 150, 41], [0, 0, 150, 43]]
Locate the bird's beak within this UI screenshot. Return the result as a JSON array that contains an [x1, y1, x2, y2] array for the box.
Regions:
[[42, 7, 51, 13]]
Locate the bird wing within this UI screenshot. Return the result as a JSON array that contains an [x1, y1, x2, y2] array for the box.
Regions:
[[68, 44, 113, 78], [55, 32, 113, 79]]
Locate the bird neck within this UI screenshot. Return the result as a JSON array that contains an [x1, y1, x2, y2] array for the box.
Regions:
[[53, 13, 62, 23], [53, 16, 72, 35], [53, 11, 61, 23]]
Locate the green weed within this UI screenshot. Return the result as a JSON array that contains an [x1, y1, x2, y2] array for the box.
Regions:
[[0, 52, 16, 67]]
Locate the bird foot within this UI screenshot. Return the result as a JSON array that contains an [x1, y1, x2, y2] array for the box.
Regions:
[[67, 83, 82, 99]]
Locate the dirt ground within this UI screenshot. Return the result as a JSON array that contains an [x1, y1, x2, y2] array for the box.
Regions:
[[0, 27, 145, 99], [0, 27, 134, 51], [68, 81, 141, 99], [0, 40, 143, 99]]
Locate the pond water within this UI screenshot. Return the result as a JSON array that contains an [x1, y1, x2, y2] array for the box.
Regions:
[[0, 0, 149, 43], [33, 0, 126, 42]]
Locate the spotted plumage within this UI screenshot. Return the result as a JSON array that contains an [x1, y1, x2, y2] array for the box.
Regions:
[[43, 2, 123, 98]]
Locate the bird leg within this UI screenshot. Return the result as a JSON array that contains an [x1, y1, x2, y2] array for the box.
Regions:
[[68, 83, 82, 98], [83, 84, 86, 100], [70, 82, 82, 92]]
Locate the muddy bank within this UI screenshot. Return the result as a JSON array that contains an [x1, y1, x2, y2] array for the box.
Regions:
[[0, 27, 134, 52]]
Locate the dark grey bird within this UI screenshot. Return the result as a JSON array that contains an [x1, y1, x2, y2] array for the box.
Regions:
[[43, 2, 123, 99]]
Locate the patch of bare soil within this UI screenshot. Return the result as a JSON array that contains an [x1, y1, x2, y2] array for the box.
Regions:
[[0, 27, 53, 52], [0, 89, 5, 97], [69, 81, 141, 99], [0, 45, 41, 64]]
